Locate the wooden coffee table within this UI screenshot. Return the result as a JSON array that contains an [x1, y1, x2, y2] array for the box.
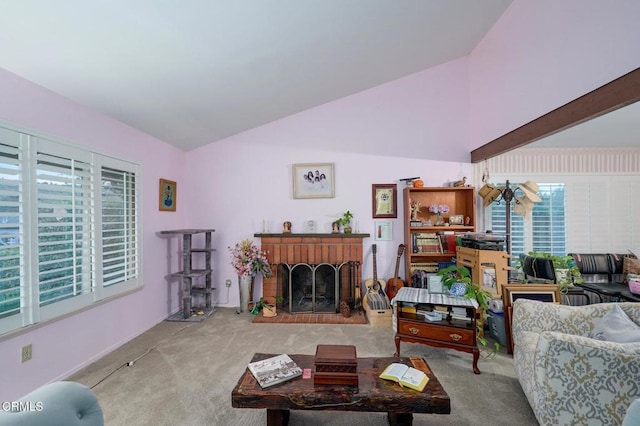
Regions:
[[231, 353, 450, 426]]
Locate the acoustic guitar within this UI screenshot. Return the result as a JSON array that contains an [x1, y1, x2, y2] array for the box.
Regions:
[[365, 244, 387, 298], [386, 244, 406, 299]]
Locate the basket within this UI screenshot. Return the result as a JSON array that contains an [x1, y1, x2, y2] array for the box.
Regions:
[[628, 274, 640, 295]]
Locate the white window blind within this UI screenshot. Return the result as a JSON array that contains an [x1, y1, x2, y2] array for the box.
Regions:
[[0, 133, 24, 331], [100, 163, 139, 293], [0, 125, 141, 335], [489, 183, 566, 257]]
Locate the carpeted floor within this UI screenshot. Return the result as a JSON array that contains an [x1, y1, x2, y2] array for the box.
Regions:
[[68, 307, 538, 425]]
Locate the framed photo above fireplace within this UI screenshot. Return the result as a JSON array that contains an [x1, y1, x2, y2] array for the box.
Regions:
[[292, 163, 335, 199]]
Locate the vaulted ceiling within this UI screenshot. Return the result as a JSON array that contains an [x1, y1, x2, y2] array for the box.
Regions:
[[1, 0, 513, 152]]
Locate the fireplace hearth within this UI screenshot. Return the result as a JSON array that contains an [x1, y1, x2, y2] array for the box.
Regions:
[[255, 233, 369, 314], [280, 261, 358, 314]]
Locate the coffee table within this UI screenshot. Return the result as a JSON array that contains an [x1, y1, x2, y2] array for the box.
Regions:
[[231, 353, 450, 426]]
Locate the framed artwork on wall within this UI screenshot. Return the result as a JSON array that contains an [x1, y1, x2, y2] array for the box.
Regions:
[[159, 178, 177, 212], [374, 220, 393, 241], [292, 163, 335, 199], [372, 184, 397, 218]]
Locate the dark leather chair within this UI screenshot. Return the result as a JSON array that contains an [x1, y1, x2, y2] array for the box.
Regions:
[[567, 253, 640, 302], [521, 255, 590, 305]]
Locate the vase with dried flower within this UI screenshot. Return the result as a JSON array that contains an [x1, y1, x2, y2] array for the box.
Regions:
[[228, 239, 272, 313], [429, 203, 449, 226]]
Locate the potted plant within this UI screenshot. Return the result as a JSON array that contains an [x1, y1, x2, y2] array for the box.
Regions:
[[252, 296, 284, 317], [336, 210, 354, 234], [228, 239, 272, 313], [437, 265, 499, 356], [527, 251, 583, 292]]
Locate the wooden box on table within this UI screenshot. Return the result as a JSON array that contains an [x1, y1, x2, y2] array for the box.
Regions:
[[314, 344, 358, 386]]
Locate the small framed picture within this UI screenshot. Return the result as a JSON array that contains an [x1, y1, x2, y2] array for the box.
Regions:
[[449, 214, 464, 225], [159, 178, 177, 212], [374, 220, 393, 241], [427, 274, 444, 293], [292, 163, 335, 199], [372, 184, 397, 218]]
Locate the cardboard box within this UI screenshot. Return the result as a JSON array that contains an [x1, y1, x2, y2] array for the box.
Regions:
[[363, 293, 392, 327]]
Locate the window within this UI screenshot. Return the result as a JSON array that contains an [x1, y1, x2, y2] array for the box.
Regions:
[[489, 183, 566, 257], [0, 126, 141, 335]]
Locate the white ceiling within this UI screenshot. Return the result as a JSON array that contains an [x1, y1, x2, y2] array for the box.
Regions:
[[0, 0, 514, 151]]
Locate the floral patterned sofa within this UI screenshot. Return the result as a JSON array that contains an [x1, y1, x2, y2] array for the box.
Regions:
[[511, 299, 640, 425]]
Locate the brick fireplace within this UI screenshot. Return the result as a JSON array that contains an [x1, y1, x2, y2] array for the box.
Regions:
[[256, 233, 369, 313]]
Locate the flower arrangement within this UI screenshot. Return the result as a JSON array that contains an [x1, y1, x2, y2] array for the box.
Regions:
[[428, 204, 450, 214], [228, 239, 272, 278]]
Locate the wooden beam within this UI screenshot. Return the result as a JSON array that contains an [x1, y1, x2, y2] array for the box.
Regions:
[[471, 67, 640, 163]]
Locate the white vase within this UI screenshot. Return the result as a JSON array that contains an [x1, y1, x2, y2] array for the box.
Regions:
[[239, 275, 254, 313]]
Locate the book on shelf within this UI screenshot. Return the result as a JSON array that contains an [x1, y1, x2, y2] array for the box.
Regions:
[[247, 354, 303, 388], [412, 232, 442, 254], [437, 231, 458, 254], [379, 363, 429, 392]]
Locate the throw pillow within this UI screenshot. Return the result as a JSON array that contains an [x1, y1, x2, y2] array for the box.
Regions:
[[623, 399, 640, 426], [623, 255, 640, 283], [588, 305, 640, 343]]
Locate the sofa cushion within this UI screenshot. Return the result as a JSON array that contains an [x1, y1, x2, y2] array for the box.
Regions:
[[623, 399, 640, 426], [588, 305, 640, 343]]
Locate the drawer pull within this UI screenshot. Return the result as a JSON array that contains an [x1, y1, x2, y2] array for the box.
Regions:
[[409, 327, 420, 335], [450, 333, 462, 341]]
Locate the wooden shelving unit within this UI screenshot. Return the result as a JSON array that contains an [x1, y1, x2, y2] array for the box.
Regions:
[[159, 229, 216, 322], [403, 187, 476, 286]]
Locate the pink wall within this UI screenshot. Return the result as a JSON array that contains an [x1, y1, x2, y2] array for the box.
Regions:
[[469, 0, 640, 150], [0, 68, 188, 401], [185, 139, 472, 308]]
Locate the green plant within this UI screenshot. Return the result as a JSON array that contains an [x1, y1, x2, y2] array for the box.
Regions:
[[336, 210, 354, 227], [252, 296, 284, 314], [527, 251, 583, 291], [335, 210, 354, 233], [437, 265, 499, 357]]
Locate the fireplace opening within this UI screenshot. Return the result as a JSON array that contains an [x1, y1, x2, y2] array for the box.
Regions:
[[279, 262, 356, 314]]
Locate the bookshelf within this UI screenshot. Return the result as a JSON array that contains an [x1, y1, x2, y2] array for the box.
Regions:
[[403, 186, 476, 286]]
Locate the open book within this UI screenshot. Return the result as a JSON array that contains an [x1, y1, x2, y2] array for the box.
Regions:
[[379, 362, 429, 392], [247, 354, 303, 388]]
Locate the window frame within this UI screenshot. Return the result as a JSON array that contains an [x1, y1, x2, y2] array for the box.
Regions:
[[0, 123, 142, 336]]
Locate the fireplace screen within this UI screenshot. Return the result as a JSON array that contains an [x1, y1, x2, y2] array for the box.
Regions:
[[280, 262, 354, 314]]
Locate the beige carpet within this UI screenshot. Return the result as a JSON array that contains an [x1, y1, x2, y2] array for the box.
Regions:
[[68, 308, 538, 425]]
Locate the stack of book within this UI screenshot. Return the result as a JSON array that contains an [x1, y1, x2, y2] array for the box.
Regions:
[[314, 344, 358, 386], [411, 233, 443, 253]]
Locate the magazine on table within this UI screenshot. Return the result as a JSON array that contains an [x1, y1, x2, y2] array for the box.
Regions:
[[247, 354, 303, 388]]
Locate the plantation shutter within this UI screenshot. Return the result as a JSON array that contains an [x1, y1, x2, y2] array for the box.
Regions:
[[530, 184, 566, 255], [101, 164, 139, 292], [0, 131, 25, 332], [36, 141, 94, 320]]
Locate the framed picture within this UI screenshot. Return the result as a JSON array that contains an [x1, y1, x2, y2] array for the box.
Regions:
[[159, 178, 177, 212], [374, 220, 392, 241], [372, 184, 397, 218], [501, 284, 561, 353], [292, 163, 334, 199], [502, 284, 561, 306], [449, 214, 464, 225]]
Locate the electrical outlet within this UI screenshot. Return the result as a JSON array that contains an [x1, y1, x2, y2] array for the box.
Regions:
[[225, 279, 232, 287], [21, 344, 32, 363]]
